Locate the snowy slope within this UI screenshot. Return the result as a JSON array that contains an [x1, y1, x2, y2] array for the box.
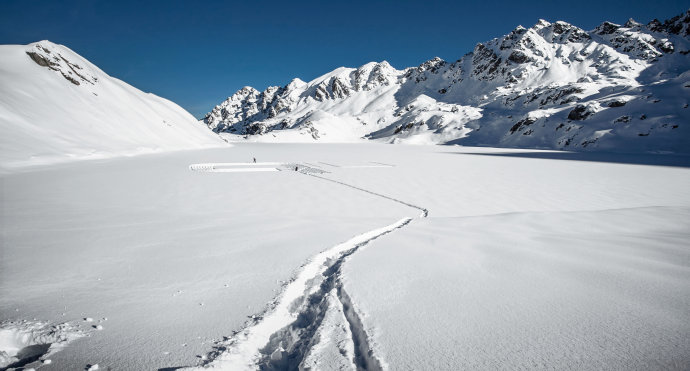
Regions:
[[0, 41, 225, 169], [204, 10, 690, 153]]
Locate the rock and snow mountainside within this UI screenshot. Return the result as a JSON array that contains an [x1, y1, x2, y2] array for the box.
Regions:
[[204, 10, 690, 153], [0, 41, 224, 169]]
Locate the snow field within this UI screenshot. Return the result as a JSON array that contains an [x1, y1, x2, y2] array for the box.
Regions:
[[0, 145, 412, 370], [186, 143, 689, 369], [342, 207, 690, 369], [316, 145, 690, 370], [2, 143, 688, 370]]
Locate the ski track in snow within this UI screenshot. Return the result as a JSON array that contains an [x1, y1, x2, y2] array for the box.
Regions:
[[186, 163, 428, 370], [305, 173, 428, 218]]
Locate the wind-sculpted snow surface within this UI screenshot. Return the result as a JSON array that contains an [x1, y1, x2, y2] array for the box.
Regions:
[[204, 10, 690, 153], [0, 41, 225, 170]]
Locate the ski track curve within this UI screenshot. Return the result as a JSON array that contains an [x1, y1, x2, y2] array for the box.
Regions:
[[182, 167, 428, 371], [305, 173, 428, 218]]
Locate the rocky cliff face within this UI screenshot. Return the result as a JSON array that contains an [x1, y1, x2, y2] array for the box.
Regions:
[[203, 10, 690, 153]]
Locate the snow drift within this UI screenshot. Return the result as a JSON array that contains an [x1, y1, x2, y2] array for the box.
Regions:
[[0, 41, 225, 169]]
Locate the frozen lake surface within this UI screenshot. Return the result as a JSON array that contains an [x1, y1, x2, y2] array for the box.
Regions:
[[1, 143, 689, 370]]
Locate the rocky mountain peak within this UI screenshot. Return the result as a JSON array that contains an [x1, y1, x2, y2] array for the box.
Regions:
[[547, 21, 590, 43], [594, 21, 621, 35], [353, 61, 397, 90], [667, 9, 690, 36], [229, 86, 260, 101], [648, 9, 690, 35], [532, 19, 552, 30], [404, 57, 447, 84], [624, 18, 642, 29], [419, 57, 446, 70], [288, 77, 307, 87]]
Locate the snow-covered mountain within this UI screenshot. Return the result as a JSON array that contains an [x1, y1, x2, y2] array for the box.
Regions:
[[0, 41, 224, 169], [204, 10, 690, 153]]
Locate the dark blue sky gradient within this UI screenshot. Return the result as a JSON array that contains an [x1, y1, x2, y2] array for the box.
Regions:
[[1, 0, 688, 117]]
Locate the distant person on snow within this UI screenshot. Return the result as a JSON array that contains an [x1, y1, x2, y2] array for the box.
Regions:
[[295, 166, 298, 171], [253, 157, 256, 163]]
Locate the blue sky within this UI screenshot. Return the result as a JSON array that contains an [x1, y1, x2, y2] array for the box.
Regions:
[[1, 0, 688, 118]]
